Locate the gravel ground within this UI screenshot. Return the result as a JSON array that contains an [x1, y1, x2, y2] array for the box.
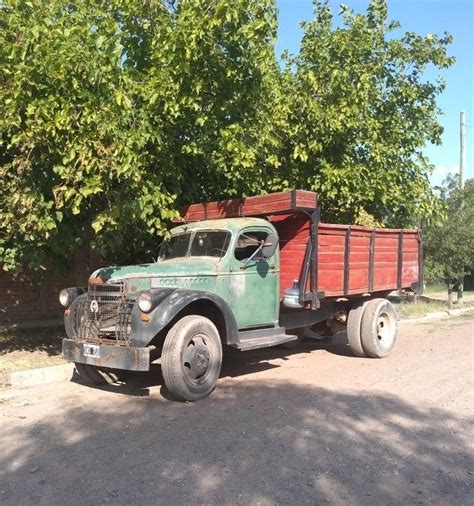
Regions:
[[1, 314, 473, 505]]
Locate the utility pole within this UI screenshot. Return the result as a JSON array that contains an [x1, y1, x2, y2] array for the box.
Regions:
[[457, 110, 466, 306], [460, 111, 465, 190]]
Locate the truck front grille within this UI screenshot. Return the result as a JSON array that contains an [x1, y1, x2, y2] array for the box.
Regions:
[[76, 282, 135, 345]]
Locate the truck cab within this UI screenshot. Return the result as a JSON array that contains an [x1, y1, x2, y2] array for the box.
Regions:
[[154, 218, 280, 329]]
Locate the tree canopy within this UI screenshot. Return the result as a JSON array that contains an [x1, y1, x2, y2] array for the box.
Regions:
[[0, 0, 454, 272]]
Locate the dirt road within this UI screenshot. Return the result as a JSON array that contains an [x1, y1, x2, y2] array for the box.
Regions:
[[1, 314, 473, 505]]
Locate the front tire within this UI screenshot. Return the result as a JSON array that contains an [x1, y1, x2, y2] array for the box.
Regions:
[[75, 363, 126, 385], [161, 315, 223, 402], [360, 298, 398, 358]]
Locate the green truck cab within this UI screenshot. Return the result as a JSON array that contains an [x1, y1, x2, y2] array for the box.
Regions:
[[61, 191, 418, 401]]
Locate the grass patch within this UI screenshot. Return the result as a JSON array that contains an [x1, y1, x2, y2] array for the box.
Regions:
[[424, 283, 446, 294], [393, 299, 448, 319], [392, 295, 474, 320], [456, 311, 474, 321], [0, 326, 66, 374]]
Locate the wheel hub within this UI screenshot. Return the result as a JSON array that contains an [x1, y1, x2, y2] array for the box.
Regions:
[[194, 349, 210, 374], [377, 313, 392, 341], [183, 335, 211, 381]]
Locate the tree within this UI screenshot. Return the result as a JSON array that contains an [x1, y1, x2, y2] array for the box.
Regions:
[[0, 0, 278, 272], [264, 0, 454, 227], [0, 0, 454, 275], [424, 177, 474, 308]]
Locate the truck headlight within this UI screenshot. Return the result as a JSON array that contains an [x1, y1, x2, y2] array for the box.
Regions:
[[137, 291, 154, 313], [59, 287, 85, 308], [59, 289, 71, 307]]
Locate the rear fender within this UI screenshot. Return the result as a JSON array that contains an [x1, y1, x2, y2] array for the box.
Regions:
[[130, 288, 238, 347]]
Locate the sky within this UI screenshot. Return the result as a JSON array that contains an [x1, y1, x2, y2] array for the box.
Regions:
[[275, 0, 474, 187]]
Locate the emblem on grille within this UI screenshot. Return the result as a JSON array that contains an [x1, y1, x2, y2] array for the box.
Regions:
[[90, 300, 99, 313]]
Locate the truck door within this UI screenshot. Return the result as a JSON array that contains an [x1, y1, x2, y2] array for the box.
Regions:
[[229, 227, 280, 329]]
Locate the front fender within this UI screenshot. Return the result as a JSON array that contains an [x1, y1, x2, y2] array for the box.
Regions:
[[129, 288, 238, 347]]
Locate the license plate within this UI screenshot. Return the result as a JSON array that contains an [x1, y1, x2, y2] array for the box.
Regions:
[[84, 343, 100, 358]]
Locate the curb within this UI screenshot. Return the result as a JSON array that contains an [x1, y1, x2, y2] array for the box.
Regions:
[[398, 306, 474, 324], [0, 363, 74, 389]]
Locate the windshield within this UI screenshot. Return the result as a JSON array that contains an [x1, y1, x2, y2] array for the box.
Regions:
[[159, 230, 231, 261], [159, 233, 191, 260]]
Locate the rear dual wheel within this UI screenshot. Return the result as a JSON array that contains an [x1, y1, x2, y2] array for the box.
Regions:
[[347, 298, 398, 358], [347, 301, 369, 357]]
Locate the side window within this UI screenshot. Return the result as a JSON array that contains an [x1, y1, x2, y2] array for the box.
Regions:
[[234, 231, 269, 261]]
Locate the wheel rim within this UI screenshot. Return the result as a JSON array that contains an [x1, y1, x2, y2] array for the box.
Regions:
[[182, 333, 212, 384], [376, 311, 395, 348]]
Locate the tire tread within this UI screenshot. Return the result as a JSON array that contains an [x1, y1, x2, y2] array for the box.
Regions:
[[347, 301, 370, 357]]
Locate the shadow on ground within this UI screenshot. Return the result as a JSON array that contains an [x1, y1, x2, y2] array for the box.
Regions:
[[1, 374, 472, 504], [0, 327, 64, 356], [71, 336, 349, 397]]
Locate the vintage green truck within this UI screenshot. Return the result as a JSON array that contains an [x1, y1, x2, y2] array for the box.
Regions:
[[60, 190, 422, 401]]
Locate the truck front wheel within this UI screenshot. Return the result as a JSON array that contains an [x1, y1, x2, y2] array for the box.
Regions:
[[161, 315, 223, 402], [74, 363, 126, 385]]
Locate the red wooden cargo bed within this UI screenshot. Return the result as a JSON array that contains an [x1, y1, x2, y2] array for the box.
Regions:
[[178, 190, 422, 304]]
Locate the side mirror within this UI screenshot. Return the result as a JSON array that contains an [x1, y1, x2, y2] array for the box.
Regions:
[[261, 233, 279, 258]]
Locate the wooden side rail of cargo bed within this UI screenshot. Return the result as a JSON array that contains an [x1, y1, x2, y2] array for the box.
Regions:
[[175, 190, 318, 222], [270, 214, 423, 302]]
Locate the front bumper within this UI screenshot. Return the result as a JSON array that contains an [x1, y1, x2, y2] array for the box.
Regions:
[[62, 339, 150, 371]]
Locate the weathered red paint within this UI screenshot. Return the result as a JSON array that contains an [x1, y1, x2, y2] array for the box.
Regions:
[[177, 190, 317, 222], [270, 214, 419, 297]]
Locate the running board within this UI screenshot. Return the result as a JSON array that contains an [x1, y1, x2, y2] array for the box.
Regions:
[[233, 327, 297, 351]]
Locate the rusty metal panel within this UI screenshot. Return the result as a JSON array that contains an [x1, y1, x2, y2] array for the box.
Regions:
[[62, 339, 150, 371]]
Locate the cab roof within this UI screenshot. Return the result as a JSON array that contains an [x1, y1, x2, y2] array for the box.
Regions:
[[170, 217, 276, 235]]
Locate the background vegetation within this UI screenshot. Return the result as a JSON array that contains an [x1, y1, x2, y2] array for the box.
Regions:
[[424, 176, 474, 300], [0, 0, 457, 273]]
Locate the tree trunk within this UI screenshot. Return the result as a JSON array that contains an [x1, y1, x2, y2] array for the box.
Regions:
[[447, 283, 454, 310], [74, 243, 91, 287], [456, 275, 464, 307], [73, 227, 93, 287]]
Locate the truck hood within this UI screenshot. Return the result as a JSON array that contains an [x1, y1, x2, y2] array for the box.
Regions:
[[90, 257, 222, 283]]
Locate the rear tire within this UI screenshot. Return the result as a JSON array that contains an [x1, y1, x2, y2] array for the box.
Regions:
[[161, 315, 222, 402], [75, 363, 126, 385], [347, 301, 370, 357], [360, 298, 398, 358]]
